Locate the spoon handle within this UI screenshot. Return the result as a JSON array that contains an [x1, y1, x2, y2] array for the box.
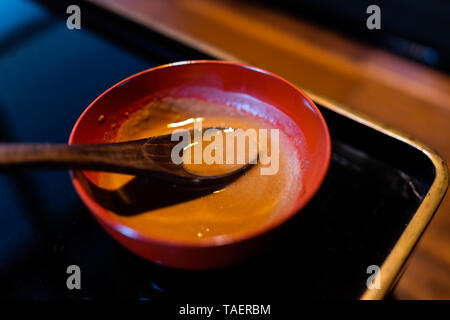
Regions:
[[0, 143, 147, 174]]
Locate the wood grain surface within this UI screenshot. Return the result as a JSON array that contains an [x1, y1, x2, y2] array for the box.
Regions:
[[88, 0, 450, 299]]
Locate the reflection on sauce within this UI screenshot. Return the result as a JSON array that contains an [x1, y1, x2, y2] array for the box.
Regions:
[[95, 97, 303, 243]]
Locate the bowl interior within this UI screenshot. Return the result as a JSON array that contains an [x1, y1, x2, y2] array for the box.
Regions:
[[69, 60, 331, 246]]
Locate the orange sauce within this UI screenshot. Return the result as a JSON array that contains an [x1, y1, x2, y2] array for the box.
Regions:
[[96, 97, 302, 243]]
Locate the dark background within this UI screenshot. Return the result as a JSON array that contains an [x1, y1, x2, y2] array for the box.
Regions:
[[258, 0, 450, 72]]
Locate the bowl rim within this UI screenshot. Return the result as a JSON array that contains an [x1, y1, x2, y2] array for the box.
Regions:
[[69, 60, 331, 248]]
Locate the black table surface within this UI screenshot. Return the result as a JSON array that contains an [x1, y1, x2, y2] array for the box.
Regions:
[[0, 0, 435, 300]]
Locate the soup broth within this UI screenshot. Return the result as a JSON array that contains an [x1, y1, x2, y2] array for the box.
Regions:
[[95, 97, 303, 243]]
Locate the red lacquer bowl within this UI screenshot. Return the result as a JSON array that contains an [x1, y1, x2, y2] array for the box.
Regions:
[[69, 60, 331, 269]]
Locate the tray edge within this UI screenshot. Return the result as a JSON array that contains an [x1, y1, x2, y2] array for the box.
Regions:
[[309, 93, 449, 300]]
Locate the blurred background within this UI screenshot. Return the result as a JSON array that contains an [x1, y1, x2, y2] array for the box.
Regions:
[[0, 0, 448, 299]]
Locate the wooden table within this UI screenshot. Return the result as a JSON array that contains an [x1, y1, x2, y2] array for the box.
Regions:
[[89, 0, 450, 299]]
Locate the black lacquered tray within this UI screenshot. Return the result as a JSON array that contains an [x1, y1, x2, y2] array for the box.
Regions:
[[0, 0, 447, 301]]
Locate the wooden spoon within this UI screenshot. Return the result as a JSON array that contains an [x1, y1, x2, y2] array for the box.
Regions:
[[0, 128, 253, 186]]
